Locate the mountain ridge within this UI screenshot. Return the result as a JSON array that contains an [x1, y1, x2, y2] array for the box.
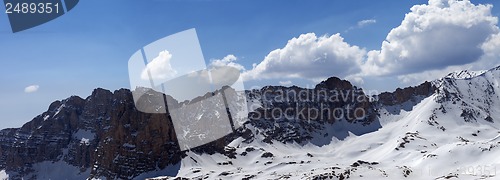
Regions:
[[1, 65, 499, 179]]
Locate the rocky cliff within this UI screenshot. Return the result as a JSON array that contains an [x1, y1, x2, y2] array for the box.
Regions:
[[0, 89, 184, 179], [0, 75, 385, 179], [3, 66, 500, 179]]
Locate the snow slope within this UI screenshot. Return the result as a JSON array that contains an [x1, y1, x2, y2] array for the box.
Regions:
[[0, 170, 8, 180], [152, 95, 500, 179], [2, 66, 499, 179], [150, 66, 500, 180]]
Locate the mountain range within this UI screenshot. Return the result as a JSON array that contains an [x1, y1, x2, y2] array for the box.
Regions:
[[1, 66, 500, 179]]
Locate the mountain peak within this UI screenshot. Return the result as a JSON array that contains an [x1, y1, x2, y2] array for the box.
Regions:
[[2, 66, 500, 179], [493, 64, 500, 71], [89, 88, 113, 99], [314, 76, 354, 90], [444, 69, 486, 79], [377, 81, 435, 106]]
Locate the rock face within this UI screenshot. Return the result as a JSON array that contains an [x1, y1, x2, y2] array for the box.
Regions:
[[377, 81, 435, 106], [154, 66, 500, 180], [0, 75, 385, 179], [432, 66, 500, 123], [0, 88, 183, 179], [245, 79, 380, 145], [0, 95, 88, 177], [6, 64, 499, 179], [314, 77, 354, 91]]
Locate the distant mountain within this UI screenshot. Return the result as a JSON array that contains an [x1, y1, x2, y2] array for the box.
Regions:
[[1, 66, 499, 179], [444, 69, 487, 79]]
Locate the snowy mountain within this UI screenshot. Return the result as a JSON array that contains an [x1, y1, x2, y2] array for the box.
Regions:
[[1, 66, 500, 179], [444, 69, 487, 79], [148, 66, 500, 180]]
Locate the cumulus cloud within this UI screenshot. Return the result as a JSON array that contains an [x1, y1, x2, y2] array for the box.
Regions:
[[362, 0, 499, 76], [345, 75, 365, 85], [398, 31, 500, 85], [24, 85, 39, 93], [141, 50, 177, 81], [209, 54, 246, 71], [235, 0, 500, 89], [474, 33, 500, 69], [482, 33, 500, 58], [242, 33, 366, 81]]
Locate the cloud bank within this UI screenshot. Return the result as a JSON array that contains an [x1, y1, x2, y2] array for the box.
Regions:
[[242, 33, 365, 81], [233, 0, 500, 87], [363, 0, 498, 76]]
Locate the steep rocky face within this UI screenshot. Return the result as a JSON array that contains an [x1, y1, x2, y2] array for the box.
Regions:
[[0, 75, 387, 179], [314, 76, 354, 91], [377, 81, 435, 106], [432, 66, 500, 123], [244, 79, 380, 145], [9, 67, 496, 179], [88, 89, 183, 179], [0, 95, 87, 178], [375, 67, 499, 108], [0, 88, 183, 179]]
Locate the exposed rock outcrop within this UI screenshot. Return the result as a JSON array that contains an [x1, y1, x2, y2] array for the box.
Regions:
[[377, 81, 436, 106]]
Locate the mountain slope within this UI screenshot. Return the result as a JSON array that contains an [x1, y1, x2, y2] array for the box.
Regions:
[[156, 66, 500, 179], [0, 66, 499, 179], [0, 89, 183, 179]]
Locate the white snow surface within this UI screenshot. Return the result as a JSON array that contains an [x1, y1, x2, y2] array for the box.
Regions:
[[0, 170, 8, 180], [7, 66, 500, 179], [149, 66, 500, 179], [153, 94, 500, 179], [444, 69, 487, 79]]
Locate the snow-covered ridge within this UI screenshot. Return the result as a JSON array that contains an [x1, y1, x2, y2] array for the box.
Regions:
[[159, 65, 500, 179], [444, 69, 487, 79], [1, 66, 500, 179]]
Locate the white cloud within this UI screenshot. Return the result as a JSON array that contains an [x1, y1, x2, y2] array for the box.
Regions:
[[475, 33, 500, 69], [24, 85, 39, 93], [236, 0, 500, 89], [345, 75, 364, 85], [362, 0, 499, 76], [396, 65, 469, 84], [242, 33, 366, 81], [397, 31, 500, 86], [279, 80, 292, 86], [209, 54, 246, 71], [482, 32, 500, 58], [357, 19, 376, 28], [141, 50, 177, 82]]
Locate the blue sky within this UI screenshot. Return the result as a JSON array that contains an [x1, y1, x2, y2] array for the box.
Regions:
[[1, 0, 500, 129]]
